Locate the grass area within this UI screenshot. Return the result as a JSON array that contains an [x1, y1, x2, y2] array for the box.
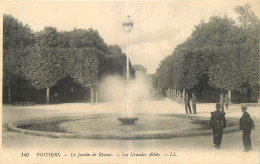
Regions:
[[191, 119, 238, 131], [17, 119, 70, 133]]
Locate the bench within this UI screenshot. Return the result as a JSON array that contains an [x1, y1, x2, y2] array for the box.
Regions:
[[12, 102, 35, 106]]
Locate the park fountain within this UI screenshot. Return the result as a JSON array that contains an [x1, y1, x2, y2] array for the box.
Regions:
[[6, 16, 242, 140], [118, 15, 138, 125], [6, 73, 240, 139], [5, 16, 241, 140]]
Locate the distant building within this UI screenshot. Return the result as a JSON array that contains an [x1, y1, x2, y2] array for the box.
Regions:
[[132, 65, 147, 79], [132, 65, 156, 96]]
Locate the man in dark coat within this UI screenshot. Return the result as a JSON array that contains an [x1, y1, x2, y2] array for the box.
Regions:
[[239, 106, 255, 152], [191, 93, 197, 114], [184, 94, 191, 114], [210, 103, 226, 149]]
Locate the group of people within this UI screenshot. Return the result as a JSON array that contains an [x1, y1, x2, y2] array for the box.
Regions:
[[183, 93, 255, 152], [219, 94, 230, 112], [184, 93, 230, 115], [184, 93, 197, 114], [210, 104, 255, 152]]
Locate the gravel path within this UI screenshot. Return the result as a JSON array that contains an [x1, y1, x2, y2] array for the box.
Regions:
[[2, 99, 260, 164]]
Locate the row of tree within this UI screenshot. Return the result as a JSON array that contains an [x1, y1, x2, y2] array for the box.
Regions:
[[3, 15, 134, 104], [157, 5, 260, 102]]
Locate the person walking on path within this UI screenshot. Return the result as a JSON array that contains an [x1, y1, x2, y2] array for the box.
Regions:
[[184, 94, 191, 114], [210, 103, 226, 149], [219, 94, 224, 112], [239, 106, 255, 152], [191, 93, 197, 114], [224, 94, 229, 111], [54, 92, 58, 103]]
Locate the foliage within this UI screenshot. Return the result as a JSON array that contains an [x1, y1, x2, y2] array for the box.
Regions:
[[68, 28, 109, 53], [3, 14, 34, 49], [23, 26, 66, 96], [3, 14, 34, 102], [105, 45, 135, 77], [235, 4, 259, 29], [23, 46, 66, 89], [3, 14, 135, 103], [157, 5, 260, 92], [67, 47, 104, 87], [3, 14, 34, 81]]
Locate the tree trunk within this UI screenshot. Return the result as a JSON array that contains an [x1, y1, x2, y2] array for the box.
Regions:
[[46, 87, 50, 104], [7, 84, 11, 103], [173, 89, 175, 100], [174, 89, 176, 100], [90, 86, 95, 105], [95, 89, 98, 104], [177, 90, 180, 102], [179, 90, 182, 103], [177, 90, 179, 101], [183, 89, 186, 103], [228, 90, 232, 103]]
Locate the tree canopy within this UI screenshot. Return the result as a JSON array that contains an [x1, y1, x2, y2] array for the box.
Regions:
[[157, 5, 260, 93], [3, 14, 34, 102], [67, 47, 105, 87], [23, 27, 67, 89], [68, 28, 109, 53], [3, 14, 135, 103]]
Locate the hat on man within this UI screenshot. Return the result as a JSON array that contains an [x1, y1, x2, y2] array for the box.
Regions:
[[241, 106, 247, 110], [216, 103, 220, 109]]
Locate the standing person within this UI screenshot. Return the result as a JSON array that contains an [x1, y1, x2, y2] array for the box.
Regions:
[[54, 92, 58, 103], [191, 93, 197, 114], [239, 106, 255, 152], [224, 94, 229, 111], [219, 94, 224, 112], [184, 93, 191, 114], [210, 103, 226, 149]]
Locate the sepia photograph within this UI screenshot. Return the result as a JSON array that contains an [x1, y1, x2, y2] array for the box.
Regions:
[[1, 0, 260, 163]]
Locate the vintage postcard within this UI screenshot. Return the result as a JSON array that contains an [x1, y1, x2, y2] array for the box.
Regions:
[[1, 0, 260, 163]]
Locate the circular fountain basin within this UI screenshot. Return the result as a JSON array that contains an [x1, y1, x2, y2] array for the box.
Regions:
[[7, 113, 239, 140]]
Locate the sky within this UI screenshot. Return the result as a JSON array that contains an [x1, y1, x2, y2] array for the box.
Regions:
[[2, 0, 260, 74]]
